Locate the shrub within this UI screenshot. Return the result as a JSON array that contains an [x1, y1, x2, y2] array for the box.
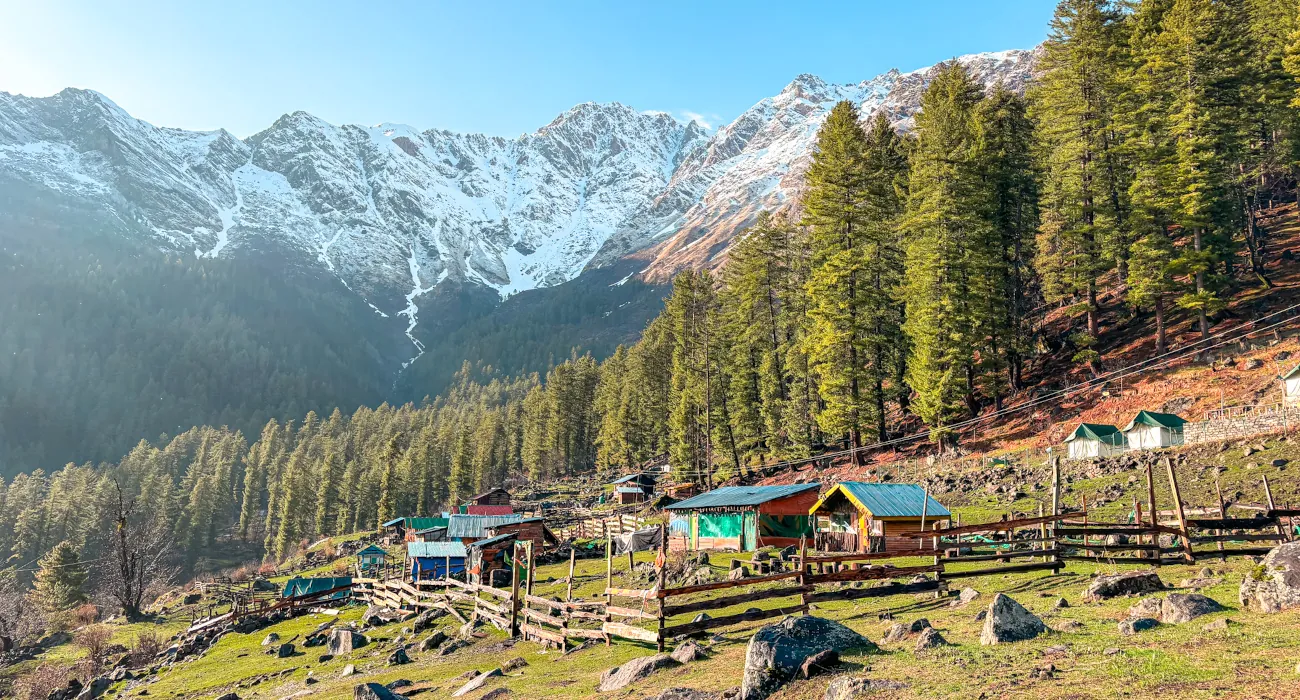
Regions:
[[331, 559, 350, 574], [131, 629, 163, 666], [71, 603, 99, 627], [73, 625, 113, 668], [257, 562, 278, 578], [13, 664, 72, 700]]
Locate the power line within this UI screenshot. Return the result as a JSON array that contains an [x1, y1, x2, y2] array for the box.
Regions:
[[701, 300, 1300, 480]]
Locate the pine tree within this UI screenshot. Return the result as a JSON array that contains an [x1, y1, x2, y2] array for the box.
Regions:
[[30, 540, 87, 612]]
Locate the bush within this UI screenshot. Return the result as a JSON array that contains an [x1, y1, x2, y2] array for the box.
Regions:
[[71, 603, 99, 627], [331, 559, 350, 574], [131, 629, 163, 666], [257, 562, 278, 578], [13, 664, 72, 700], [73, 625, 113, 669]]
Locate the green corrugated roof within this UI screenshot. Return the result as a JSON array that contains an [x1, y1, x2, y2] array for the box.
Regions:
[[821, 482, 950, 518], [1124, 410, 1186, 430], [407, 541, 467, 559], [1065, 423, 1126, 445], [665, 483, 820, 510]]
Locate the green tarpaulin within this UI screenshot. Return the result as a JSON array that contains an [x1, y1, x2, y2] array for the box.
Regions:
[[758, 514, 812, 539], [697, 512, 742, 538]]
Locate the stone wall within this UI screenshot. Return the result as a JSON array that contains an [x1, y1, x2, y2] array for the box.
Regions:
[[1184, 408, 1295, 445]]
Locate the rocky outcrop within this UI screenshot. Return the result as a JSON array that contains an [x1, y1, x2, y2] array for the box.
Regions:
[[1239, 542, 1300, 613], [980, 594, 1045, 645], [598, 654, 677, 692], [740, 616, 878, 700], [1082, 571, 1165, 602], [1159, 593, 1224, 623]]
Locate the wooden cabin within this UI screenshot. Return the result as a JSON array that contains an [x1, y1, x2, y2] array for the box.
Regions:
[[609, 473, 656, 503], [1122, 410, 1186, 450], [459, 487, 511, 514], [615, 486, 648, 504], [407, 541, 467, 581], [355, 544, 388, 575], [468, 532, 519, 585], [484, 517, 557, 551], [808, 482, 951, 553], [665, 484, 820, 552], [1065, 422, 1127, 459], [446, 514, 524, 545]]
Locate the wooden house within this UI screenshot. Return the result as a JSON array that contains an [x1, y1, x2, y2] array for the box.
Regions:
[[407, 541, 467, 581], [609, 473, 656, 503], [615, 486, 648, 504], [459, 487, 511, 514], [1064, 423, 1127, 459], [808, 482, 951, 553], [484, 517, 557, 551], [665, 483, 820, 552], [1122, 410, 1186, 450], [355, 544, 388, 574], [446, 514, 524, 545]]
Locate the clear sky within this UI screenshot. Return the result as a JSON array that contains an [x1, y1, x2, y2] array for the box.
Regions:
[[0, 0, 1057, 138]]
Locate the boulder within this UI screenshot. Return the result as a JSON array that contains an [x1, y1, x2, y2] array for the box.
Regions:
[[671, 640, 706, 664], [729, 566, 750, 581], [328, 629, 368, 655], [799, 649, 839, 679], [261, 633, 280, 646], [74, 676, 111, 699], [1119, 618, 1158, 635], [1127, 598, 1163, 619], [740, 615, 877, 700], [957, 587, 980, 604], [418, 630, 447, 652], [979, 594, 1046, 645], [453, 668, 503, 697], [914, 627, 948, 651], [599, 655, 677, 692], [275, 643, 295, 658], [881, 623, 908, 643], [1082, 571, 1165, 602], [651, 690, 720, 700], [353, 684, 404, 700], [822, 677, 907, 700], [387, 647, 411, 665], [1160, 593, 1224, 624], [1051, 620, 1083, 633], [1202, 618, 1232, 632], [481, 690, 511, 700], [214, 695, 239, 700], [340, 664, 357, 677], [1239, 542, 1300, 613], [501, 656, 528, 672]]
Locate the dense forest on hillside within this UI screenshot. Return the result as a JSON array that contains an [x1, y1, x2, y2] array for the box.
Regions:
[[2, 0, 1300, 604]]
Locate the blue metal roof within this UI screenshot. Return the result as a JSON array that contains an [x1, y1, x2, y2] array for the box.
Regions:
[[820, 482, 950, 518], [665, 483, 821, 510], [407, 541, 467, 559], [446, 514, 524, 539], [381, 517, 405, 527]]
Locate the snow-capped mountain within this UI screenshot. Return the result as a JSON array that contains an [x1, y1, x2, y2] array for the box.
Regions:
[[0, 48, 1037, 363]]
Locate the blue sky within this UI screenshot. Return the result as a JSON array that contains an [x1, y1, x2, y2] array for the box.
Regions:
[[0, 0, 1057, 137]]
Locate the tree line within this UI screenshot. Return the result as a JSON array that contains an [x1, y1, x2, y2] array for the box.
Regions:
[[1, 0, 1298, 610]]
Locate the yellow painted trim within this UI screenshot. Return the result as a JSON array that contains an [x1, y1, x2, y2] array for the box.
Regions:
[[808, 483, 876, 517]]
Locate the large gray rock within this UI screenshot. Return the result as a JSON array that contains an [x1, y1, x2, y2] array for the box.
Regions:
[[740, 615, 878, 700], [353, 684, 404, 700], [1239, 542, 1300, 613], [671, 640, 707, 664], [452, 668, 503, 697], [328, 628, 368, 655], [980, 594, 1046, 645], [598, 654, 677, 692], [74, 677, 111, 700], [1082, 571, 1165, 602], [914, 627, 948, 651], [1127, 597, 1162, 619], [1119, 618, 1158, 635], [822, 677, 907, 700], [1160, 593, 1224, 624]]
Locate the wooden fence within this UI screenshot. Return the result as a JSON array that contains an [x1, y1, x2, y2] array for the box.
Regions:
[[553, 514, 650, 540]]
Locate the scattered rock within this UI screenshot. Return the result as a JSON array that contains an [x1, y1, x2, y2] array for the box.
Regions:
[[914, 627, 948, 651], [599, 655, 677, 692], [1052, 620, 1084, 633], [822, 677, 907, 700], [75, 676, 111, 699], [1082, 571, 1165, 602], [740, 616, 877, 700], [671, 640, 706, 664], [651, 690, 718, 700], [1104, 647, 1122, 656], [980, 594, 1046, 645], [386, 680, 412, 690], [328, 629, 368, 656], [453, 668, 503, 697], [261, 633, 280, 647], [1030, 662, 1056, 680], [353, 684, 403, 700], [881, 623, 908, 643], [1119, 618, 1158, 635], [957, 587, 981, 604], [1127, 598, 1163, 619], [1240, 542, 1300, 613], [728, 566, 750, 581], [501, 656, 528, 672], [1160, 593, 1224, 623], [1273, 459, 1289, 468], [340, 664, 357, 677], [418, 630, 447, 652], [798, 649, 839, 679], [974, 610, 987, 622], [1053, 597, 1069, 609], [275, 643, 294, 658], [1202, 618, 1232, 631], [387, 647, 411, 665], [480, 690, 511, 700], [214, 694, 240, 700]]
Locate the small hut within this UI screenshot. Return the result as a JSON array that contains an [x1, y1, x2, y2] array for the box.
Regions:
[[665, 484, 820, 552], [412, 526, 448, 542], [1122, 410, 1186, 450], [407, 541, 467, 581], [468, 532, 519, 584], [355, 544, 388, 574], [615, 486, 648, 504], [460, 487, 512, 514], [609, 473, 657, 503], [1064, 423, 1127, 459], [808, 482, 951, 553], [484, 517, 557, 551]]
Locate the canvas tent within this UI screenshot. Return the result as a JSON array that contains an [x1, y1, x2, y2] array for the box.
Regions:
[[1122, 410, 1186, 450], [281, 576, 352, 601], [808, 482, 950, 553], [1284, 364, 1300, 405], [664, 483, 819, 552], [1064, 423, 1127, 459]]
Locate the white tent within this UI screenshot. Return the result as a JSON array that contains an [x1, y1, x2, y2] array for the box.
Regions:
[[1064, 423, 1127, 459], [1122, 411, 1186, 451]]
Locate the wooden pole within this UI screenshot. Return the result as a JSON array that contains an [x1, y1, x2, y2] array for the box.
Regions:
[[1081, 495, 1089, 557], [1133, 496, 1145, 559], [1263, 475, 1288, 541], [526, 540, 536, 597], [604, 536, 613, 606], [798, 535, 809, 611], [918, 484, 929, 551], [566, 548, 576, 602], [656, 519, 667, 652], [1050, 456, 1063, 569], [1145, 460, 1160, 567], [1164, 457, 1195, 564], [1214, 471, 1227, 561], [509, 543, 521, 637], [1038, 503, 1047, 563]]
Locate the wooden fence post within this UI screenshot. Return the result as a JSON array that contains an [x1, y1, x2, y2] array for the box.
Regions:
[[1263, 475, 1288, 541], [1164, 457, 1195, 564], [1145, 460, 1160, 567], [656, 519, 667, 652], [798, 535, 809, 611], [510, 543, 522, 638], [918, 484, 929, 551], [1038, 503, 1047, 563], [566, 548, 576, 603], [526, 540, 536, 597], [1214, 472, 1227, 561]]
